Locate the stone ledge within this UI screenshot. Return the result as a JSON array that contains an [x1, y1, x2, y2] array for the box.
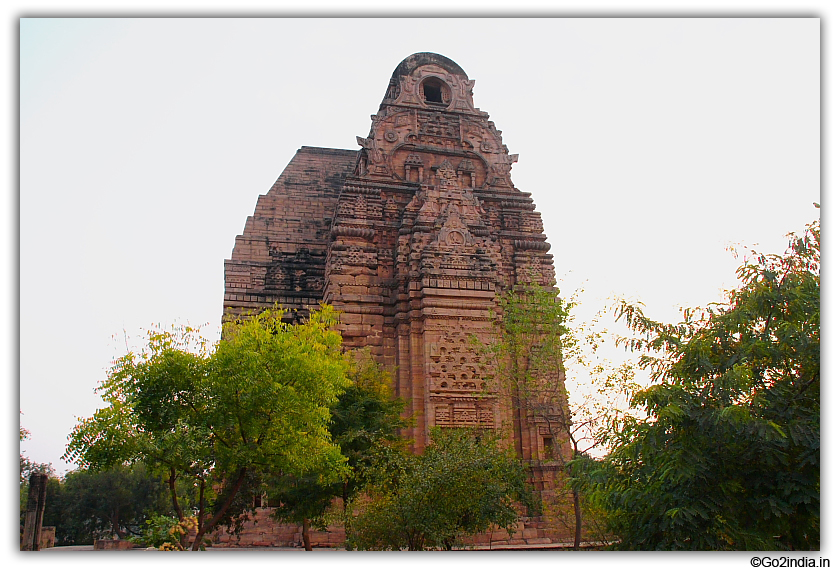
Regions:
[[93, 539, 134, 550]]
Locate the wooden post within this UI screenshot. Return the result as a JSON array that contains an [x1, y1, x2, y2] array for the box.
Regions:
[[21, 473, 48, 551]]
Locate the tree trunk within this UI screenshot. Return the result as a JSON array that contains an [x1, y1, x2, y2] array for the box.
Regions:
[[302, 517, 312, 551], [573, 487, 582, 549], [566, 437, 583, 549], [197, 478, 206, 531], [111, 511, 125, 539], [168, 467, 184, 521], [184, 478, 207, 551], [191, 467, 248, 551]]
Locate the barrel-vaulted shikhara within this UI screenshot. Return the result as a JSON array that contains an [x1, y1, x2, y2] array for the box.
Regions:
[[224, 53, 560, 474]]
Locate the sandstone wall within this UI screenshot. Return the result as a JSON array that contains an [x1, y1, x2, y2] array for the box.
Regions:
[[224, 146, 357, 324]]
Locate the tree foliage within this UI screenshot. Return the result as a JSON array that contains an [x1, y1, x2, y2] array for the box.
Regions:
[[19, 463, 172, 546], [132, 514, 201, 550], [57, 464, 171, 544], [268, 350, 407, 549], [484, 282, 635, 547], [328, 350, 409, 505], [64, 306, 351, 550], [588, 217, 820, 550], [346, 428, 530, 550]]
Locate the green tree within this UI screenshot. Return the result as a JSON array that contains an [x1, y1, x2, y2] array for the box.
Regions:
[[589, 216, 820, 550], [268, 350, 408, 550], [328, 350, 409, 510], [482, 282, 633, 547], [55, 464, 171, 544], [346, 428, 530, 551], [19, 463, 172, 546], [64, 306, 351, 550], [267, 472, 335, 550]]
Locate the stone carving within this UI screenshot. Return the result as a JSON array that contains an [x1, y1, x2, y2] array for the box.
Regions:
[[356, 136, 389, 175], [353, 194, 367, 219], [437, 207, 474, 249], [446, 230, 465, 247], [454, 78, 476, 111], [385, 77, 400, 100], [400, 73, 420, 105], [332, 226, 375, 240], [431, 398, 496, 429], [418, 111, 459, 139], [514, 239, 551, 252], [428, 324, 489, 394]]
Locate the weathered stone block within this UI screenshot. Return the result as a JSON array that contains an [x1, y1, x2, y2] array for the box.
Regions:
[[340, 285, 369, 295], [340, 312, 362, 324]]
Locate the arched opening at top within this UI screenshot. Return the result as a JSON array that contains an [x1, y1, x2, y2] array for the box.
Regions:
[[422, 77, 450, 106], [424, 82, 443, 103]]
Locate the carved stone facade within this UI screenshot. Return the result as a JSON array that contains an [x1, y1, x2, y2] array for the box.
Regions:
[[224, 53, 557, 462]]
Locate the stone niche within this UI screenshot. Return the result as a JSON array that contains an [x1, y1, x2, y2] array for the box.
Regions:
[[223, 52, 558, 459]]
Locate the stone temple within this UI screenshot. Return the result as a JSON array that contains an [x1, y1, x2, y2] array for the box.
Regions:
[[223, 53, 557, 464]]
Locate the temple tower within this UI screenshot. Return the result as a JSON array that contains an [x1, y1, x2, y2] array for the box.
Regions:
[[224, 53, 556, 459]]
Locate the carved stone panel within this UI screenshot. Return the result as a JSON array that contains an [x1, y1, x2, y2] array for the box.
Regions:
[[430, 397, 497, 429]]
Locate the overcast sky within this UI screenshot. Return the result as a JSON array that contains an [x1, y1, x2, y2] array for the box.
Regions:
[[17, 17, 819, 479]]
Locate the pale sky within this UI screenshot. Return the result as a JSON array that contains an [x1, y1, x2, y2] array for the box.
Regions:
[[16, 16, 820, 484]]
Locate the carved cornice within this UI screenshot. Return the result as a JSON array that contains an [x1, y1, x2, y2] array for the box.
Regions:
[[499, 200, 537, 211], [343, 177, 419, 194], [331, 225, 376, 239], [514, 240, 551, 252], [429, 394, 498, 402], [329, 243, 377, 253]]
